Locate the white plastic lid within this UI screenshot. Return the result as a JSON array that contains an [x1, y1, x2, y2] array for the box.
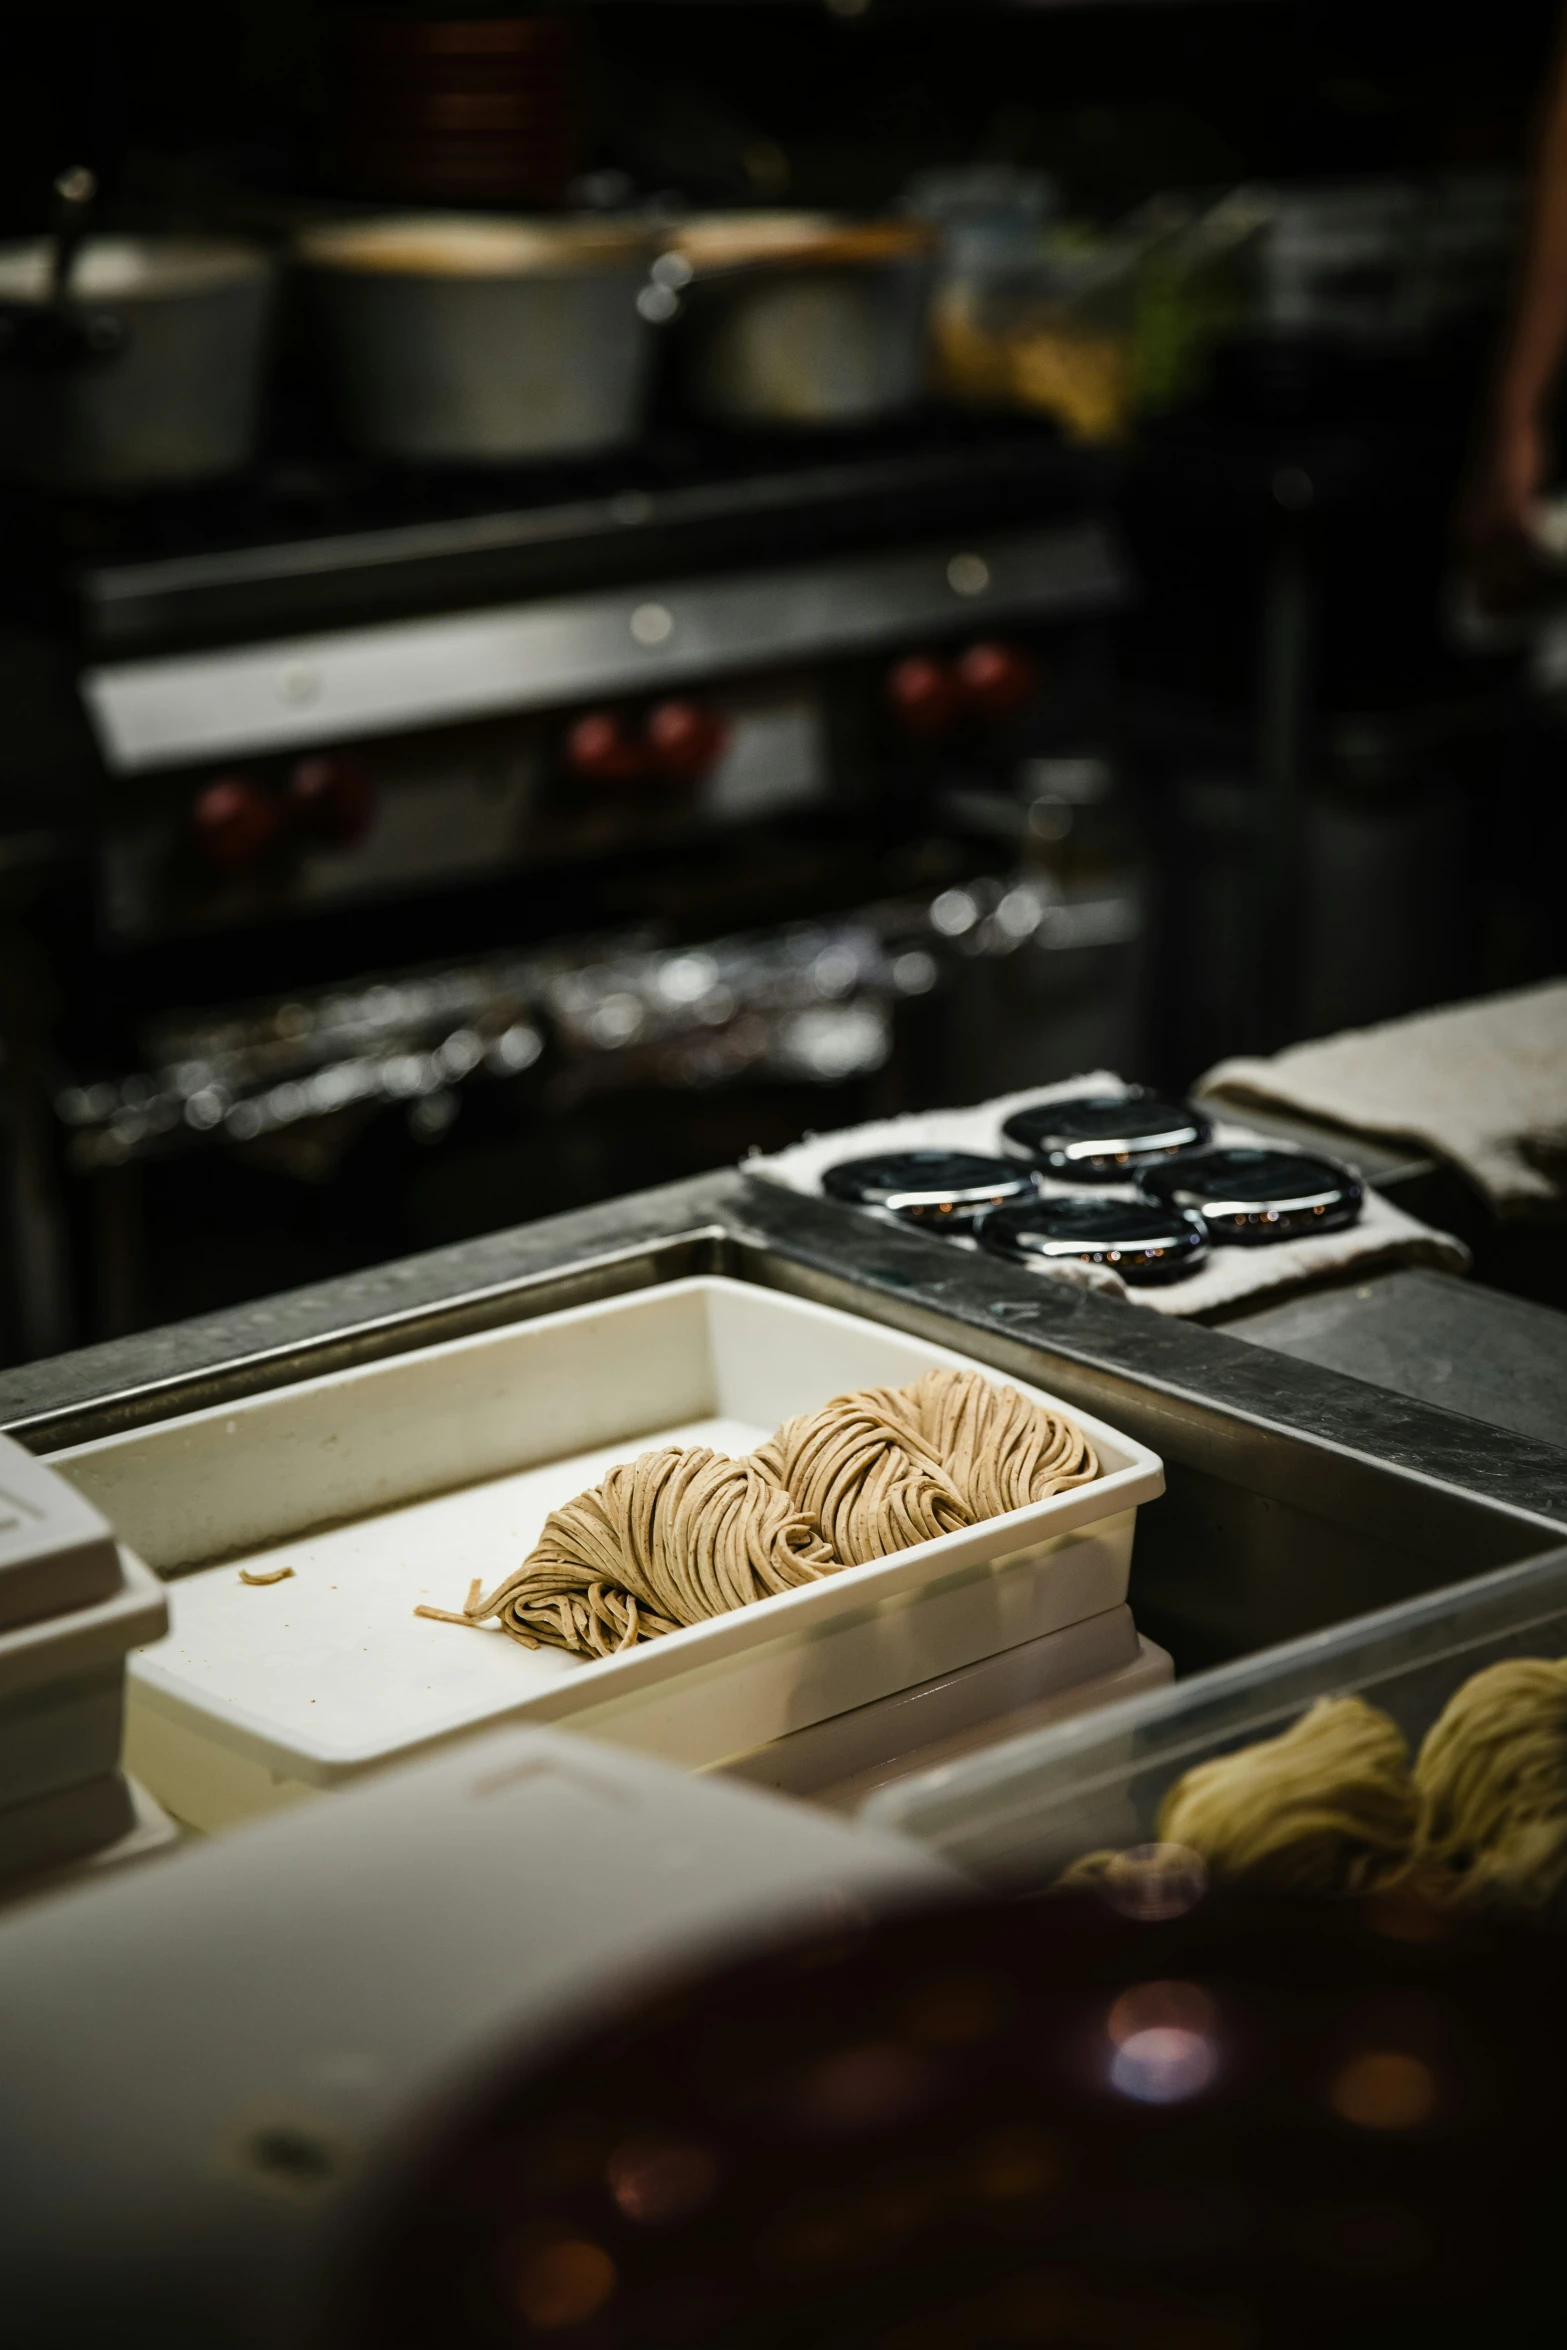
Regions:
[[0, 1435, 124, 1632]]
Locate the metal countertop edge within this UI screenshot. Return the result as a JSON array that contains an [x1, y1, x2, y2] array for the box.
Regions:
[[1, 1169, 1564, 1538]]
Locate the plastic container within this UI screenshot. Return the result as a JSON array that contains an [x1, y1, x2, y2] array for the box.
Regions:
[[862, 1541, 1567, 1886], [0, 1550, 166, 1813], [0, 1429, 125, 1629], [47, 1277, 1162, 1830], [925, 220, 1144, 442], [0, 1772, 178, 1902], [0, 1771, 136, 1884], [723, 1605, 1171, 1811]]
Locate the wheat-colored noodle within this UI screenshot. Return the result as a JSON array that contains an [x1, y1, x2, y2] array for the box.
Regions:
[[873, 1366, 1098, 1519], [447, 1447, 832, 1656], [1056, 1698, 1420, 1901], [1412, 1657, 1567, 1910], [1153, 1696, 1420, 1897], [753, 1395, 968, 1565], [1056, 1663, 1567, 1918], [416, 1367, 1100, 1659]]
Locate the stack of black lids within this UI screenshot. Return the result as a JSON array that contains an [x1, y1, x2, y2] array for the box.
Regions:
[[818, 1087, 1364, 1288], [982, 1092, 1213, 1285]]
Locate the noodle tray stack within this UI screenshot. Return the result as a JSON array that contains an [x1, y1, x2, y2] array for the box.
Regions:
[[41, 1278, 1164, 1830]]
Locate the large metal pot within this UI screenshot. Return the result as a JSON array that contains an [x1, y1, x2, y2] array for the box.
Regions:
[[667, 214, 935, 428], [0, 237, 274, 489], [297, 215, 661, 464]]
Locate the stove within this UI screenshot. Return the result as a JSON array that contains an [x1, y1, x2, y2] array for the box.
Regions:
[[0, 409, 1140, 1356], [26, 413, 1116, 654], [36, 411, 1126, 961]]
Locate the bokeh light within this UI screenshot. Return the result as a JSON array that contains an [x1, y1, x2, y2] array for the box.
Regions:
[[510, 2237, 617, 2330], [1330, 2051, 1437, 2131], [1107, 1981, 1219, 2104], [606, 2135, 719, 2226]]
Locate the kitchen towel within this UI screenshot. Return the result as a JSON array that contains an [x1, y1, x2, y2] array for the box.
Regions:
[[1199, 981, 1567, 1217], [743, 1072, 1469, 1319]]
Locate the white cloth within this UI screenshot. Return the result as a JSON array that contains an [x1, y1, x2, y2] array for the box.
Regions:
[[1199, 981, 1567, 1217], [744, 1072, 1469, 1319]]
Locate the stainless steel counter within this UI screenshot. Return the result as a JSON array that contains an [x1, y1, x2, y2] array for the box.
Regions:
[[1227, 1267, 1567, 1452], [4, 1169, 1565, 1681]]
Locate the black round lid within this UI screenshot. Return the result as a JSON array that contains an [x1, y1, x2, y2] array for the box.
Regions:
[[1000, 1091, 1212, 1181], [1141, 1146, 1363, 1243], [977, 1194, 1209, 1284], [820, 1149, 1038, 1228]]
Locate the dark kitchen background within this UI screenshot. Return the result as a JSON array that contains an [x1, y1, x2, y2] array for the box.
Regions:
[[0, 0, 1561, 1362]]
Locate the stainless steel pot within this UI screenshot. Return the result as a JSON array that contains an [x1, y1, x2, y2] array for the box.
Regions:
[[668, 214, 935, 428], [0, 237, 274, 489], [297, 215, 661, 464]]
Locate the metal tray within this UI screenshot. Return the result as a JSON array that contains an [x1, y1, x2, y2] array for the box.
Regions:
[[2, 1170, 1561, 1806]]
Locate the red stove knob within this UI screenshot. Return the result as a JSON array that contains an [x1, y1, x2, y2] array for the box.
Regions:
[[191, 775, 283, 875], [887, 653, 962, 742], [565, 710, 650, 785], [644, 698, 727, 781], [288, 753, 377, 847], [957, 640, 1038, 720]]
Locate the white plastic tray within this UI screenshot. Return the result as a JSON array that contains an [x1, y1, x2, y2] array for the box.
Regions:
[[722, 1605, 1173, 1812], [50, 1276, 1162, 1829]]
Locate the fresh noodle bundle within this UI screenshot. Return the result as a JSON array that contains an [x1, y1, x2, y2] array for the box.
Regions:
[[755, 1368, 1099, 1564], [875, 1366, 1100, 1521], [753, 1395, 968, 1566], [1151, 1696, 1419, 1897], [418, 1366, 1099, 1659], [1412, 1657, 1567, 1912], [420, 1448, 833, 1657], [1057, 1658, 1567, 1916]]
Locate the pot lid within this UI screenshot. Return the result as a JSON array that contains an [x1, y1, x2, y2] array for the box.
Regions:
[[1001, 1091, 1211, 1181], [821, 1148, 1037, 1227], [1140, 1146, 1364, 1238], [978, 1195, 1210, 1284]]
